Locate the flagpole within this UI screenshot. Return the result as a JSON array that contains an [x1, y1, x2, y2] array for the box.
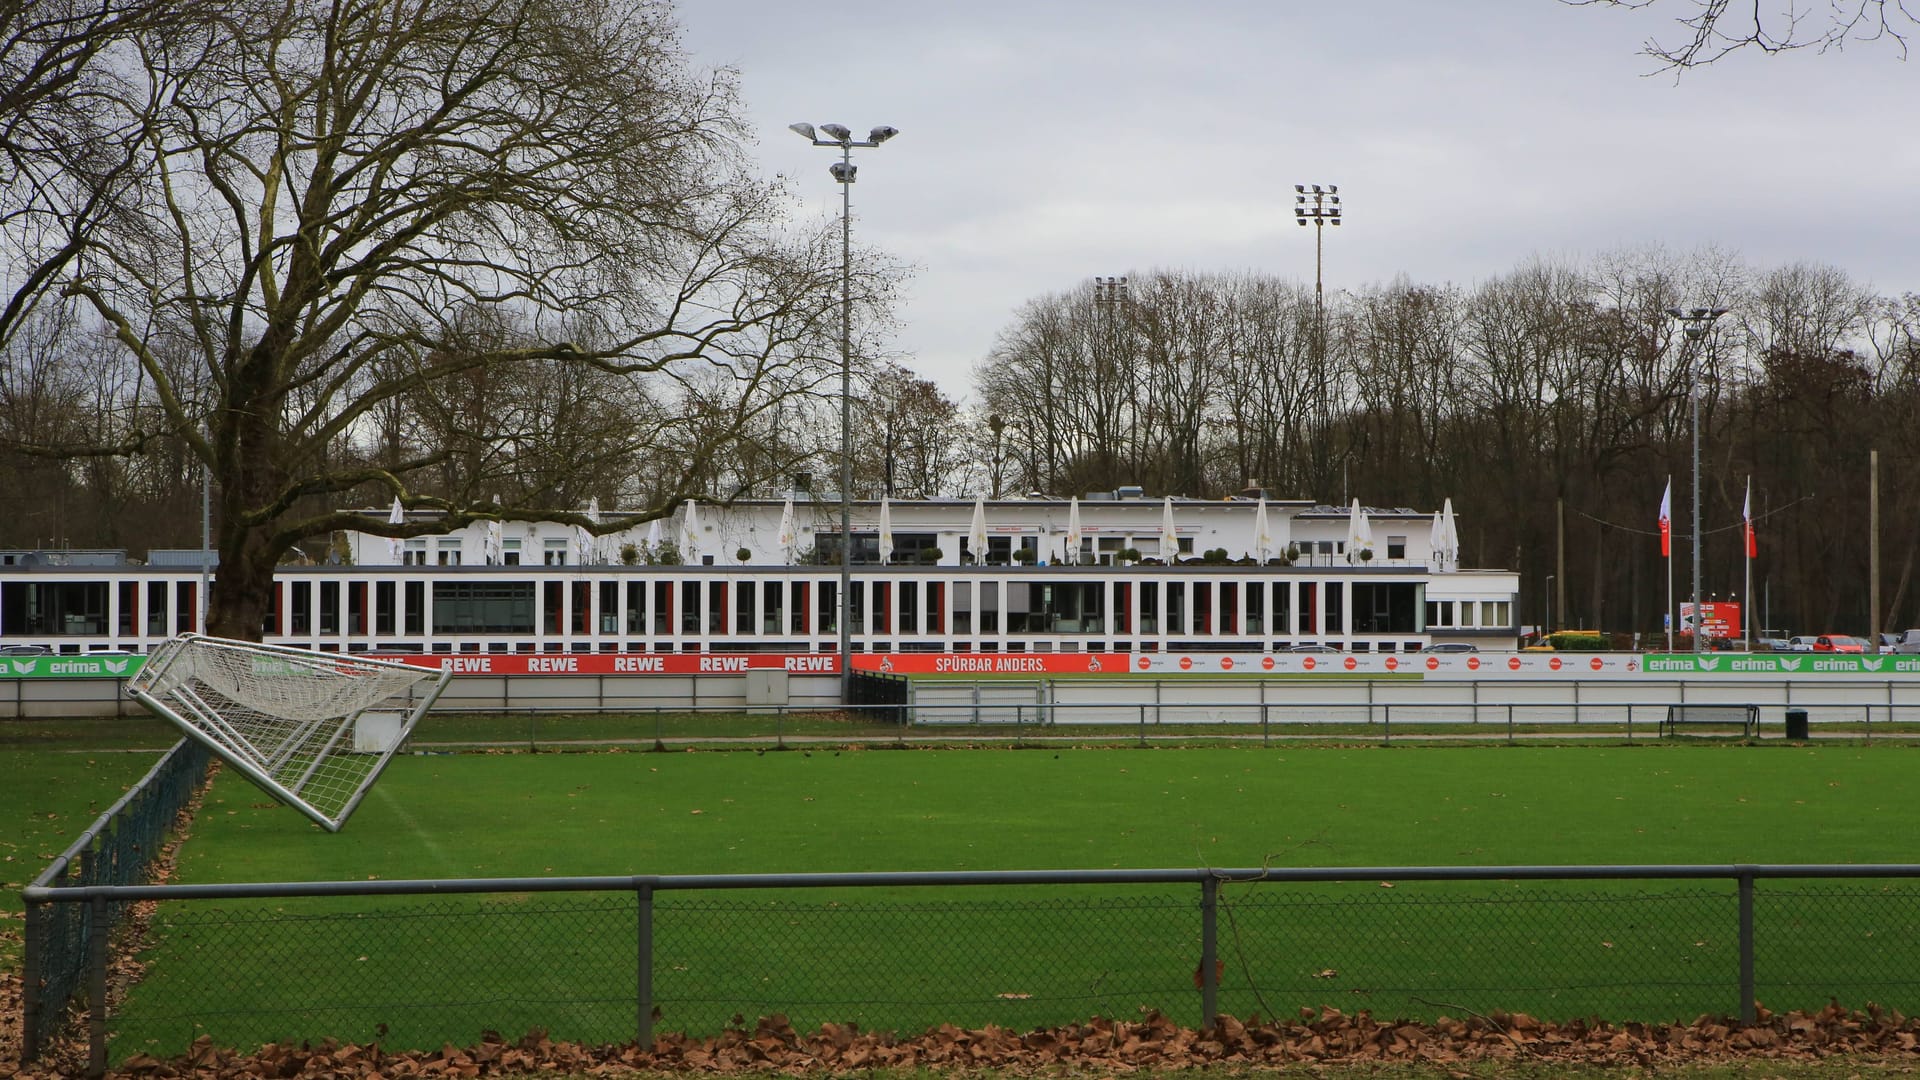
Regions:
[[1664, 475, 1674, 653], [1744, 475, 1755, 653]]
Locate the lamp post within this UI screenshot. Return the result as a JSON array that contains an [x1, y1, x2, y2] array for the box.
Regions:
[[791, 121, 897, 702], [1668, 306, 1728, 653], [1546, 574, 1555, 638]]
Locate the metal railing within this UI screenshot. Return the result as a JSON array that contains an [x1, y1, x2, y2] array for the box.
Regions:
[[24, 863, 1920, 1073], [21, 739, 211, 1065]]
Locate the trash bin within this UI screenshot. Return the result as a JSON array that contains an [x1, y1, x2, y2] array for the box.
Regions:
[[1785, 708, 1809, 740]]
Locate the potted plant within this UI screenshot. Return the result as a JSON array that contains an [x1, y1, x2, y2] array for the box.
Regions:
[[619, 542, 640, 566], [735, 546, 752, 566]]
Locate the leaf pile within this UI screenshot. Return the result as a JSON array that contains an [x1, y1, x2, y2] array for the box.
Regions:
[[8, 1003, 1920, 1078]]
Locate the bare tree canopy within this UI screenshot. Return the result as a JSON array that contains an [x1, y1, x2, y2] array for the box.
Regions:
[[975, 252, 1920, 637], [0, 0, 890, 638], [1570, 0, 1917, 68]]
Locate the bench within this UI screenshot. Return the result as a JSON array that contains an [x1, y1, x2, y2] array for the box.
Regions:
[[1661, 703, 1758, 737]]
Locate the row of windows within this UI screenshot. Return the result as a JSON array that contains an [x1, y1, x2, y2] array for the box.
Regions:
[[5, 576, 1510, 641]]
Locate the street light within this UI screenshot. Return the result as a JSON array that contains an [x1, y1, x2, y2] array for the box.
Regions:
[[1546, 574, 1556, 637], [791, 121, 897, 702], [1668, 305, 1728, 653]]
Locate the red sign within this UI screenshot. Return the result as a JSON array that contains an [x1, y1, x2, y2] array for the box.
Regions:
[[1219, 656, 1235, 670], [377, 652, 838, 675], [1261, 656, 1275, 670], [1508, 656, 1522, 670], [1179, 656, 1194, 670], [858, 653, 1130, 675]]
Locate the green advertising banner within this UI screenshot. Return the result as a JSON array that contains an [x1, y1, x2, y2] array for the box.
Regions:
[[0, 655, 147, 679], [1642, 653, 1920, 675]]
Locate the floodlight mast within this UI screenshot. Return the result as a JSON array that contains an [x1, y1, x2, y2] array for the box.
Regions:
[[790, 121, 897, 704], [1667, 305, 1729, 652]]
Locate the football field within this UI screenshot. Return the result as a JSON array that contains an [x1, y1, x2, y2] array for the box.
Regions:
[[109, 742, 1920, 1057]]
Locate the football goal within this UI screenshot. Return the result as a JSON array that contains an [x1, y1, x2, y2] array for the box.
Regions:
[[128, 634, 452, 832]]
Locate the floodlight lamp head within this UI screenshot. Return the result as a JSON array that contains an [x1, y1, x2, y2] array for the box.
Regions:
[[1665, 307, 1685, 318], [1294, 184, 1305, 192], [868, 125, 899, 143], [1691, 307, 1711, 319], [1328, 184, 1338, 194], [820, 122, 853, 141], [828, 160, 857, 183], [789, 122, 817, 141]]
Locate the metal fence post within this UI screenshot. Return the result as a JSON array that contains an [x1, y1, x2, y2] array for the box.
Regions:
[[21, 897, 43, 1065], [1507, 703, 1514, 745], [636, 883, 654, 1050], [1737, 869, 1756, 1025], [1139, 704, 1147, 747], [87, 893, 108, 1078], [1199, 876, 1218, 1031]]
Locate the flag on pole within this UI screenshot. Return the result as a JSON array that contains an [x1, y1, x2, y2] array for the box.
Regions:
[[1658, 478, 1672, 558], [1743, 477, 1757, 558]]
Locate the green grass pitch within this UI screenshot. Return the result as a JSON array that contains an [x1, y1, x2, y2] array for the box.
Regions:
[[98, 743, 1920, 1058]]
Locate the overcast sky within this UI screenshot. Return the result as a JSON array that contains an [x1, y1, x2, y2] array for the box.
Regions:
[[677, 1, 1917, 404]]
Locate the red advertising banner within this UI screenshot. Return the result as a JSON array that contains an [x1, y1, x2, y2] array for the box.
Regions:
[[851, 653, 1130, 676], [372, 652, 1140, 677], [374, 652, 840, 675]]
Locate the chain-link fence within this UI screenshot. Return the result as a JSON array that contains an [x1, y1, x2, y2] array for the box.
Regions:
[[25, 865, 1920, 1073], [21, 739, 211, 1063]]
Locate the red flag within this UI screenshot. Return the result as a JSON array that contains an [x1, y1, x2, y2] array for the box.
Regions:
[[1658, 479, 1672, 558], [1743, 478, 1757, 558]]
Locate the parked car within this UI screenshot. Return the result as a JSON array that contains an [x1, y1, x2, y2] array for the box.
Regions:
[[1754, 637, 1793, 653], [1814, 635, 1868, 653], [1287, 644, 1339, 653], [1423, 642, 1479, 654], [1786, 636, 1817, 652], [0, 644, 50, 655], [1895, 630, 1920, 655]]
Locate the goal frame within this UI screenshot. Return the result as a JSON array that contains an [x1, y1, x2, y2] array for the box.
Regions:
[[128, 634, 452, 832]]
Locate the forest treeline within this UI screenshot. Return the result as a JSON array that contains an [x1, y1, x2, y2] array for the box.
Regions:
[[972, 248, 1920, 638]]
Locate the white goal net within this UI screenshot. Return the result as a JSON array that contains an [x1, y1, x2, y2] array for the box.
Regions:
[[128, 634, 452, 832]]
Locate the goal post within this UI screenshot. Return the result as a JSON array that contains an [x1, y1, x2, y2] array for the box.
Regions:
[[128, 634, 452, 832]]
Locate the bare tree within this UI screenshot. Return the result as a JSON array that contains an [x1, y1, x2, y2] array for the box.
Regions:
[[1570, 0, 1916, 68], [8, 0, 883, 638]]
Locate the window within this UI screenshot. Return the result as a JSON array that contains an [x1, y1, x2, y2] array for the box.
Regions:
[[432, 582, 534, 633], [1387, 535, 1406, 560], [403, 539, 427, 565], [502, 538, 521, 566], [544, 538, 568, 565], [436, 539, 461, 566]]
